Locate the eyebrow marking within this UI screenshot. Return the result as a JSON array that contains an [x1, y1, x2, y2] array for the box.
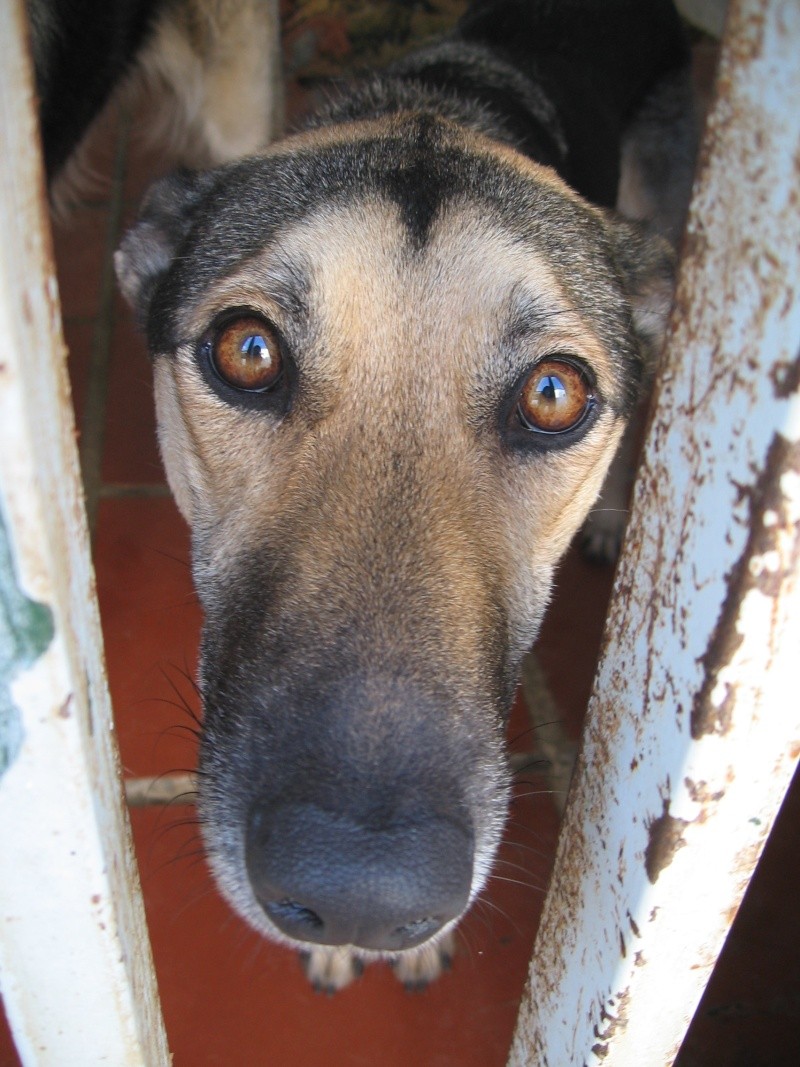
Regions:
[[504, 289, 579, 342]]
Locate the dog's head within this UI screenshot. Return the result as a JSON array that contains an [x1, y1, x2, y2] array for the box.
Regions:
[[117, 115, 672, 974]]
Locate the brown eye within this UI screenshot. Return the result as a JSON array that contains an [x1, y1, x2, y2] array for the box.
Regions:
[[517, 358, 595, 434], [210, 315, 283, 392]]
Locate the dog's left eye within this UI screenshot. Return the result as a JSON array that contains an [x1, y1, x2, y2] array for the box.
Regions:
[[208, 315, 283, 392], [516, 357, 595, 435]]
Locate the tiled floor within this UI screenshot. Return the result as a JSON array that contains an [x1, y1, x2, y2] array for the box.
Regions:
[[2, 5, 799, 1066]]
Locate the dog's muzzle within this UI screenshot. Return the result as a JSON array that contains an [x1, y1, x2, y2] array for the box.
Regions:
[[197, 532, 511, 957], [245, 800, 474, 951]]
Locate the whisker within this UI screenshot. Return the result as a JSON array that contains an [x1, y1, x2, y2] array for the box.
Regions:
[[494, 855, 544, 879], [507, 718, 568, 747], [159, 665, 203, 726], [474, 894, 523, 936], [510, 786, 567, 801], [500, 838, 554, 861]]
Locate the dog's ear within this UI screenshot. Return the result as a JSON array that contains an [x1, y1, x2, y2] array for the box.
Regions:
[[607, 216, 676, 370], [115, 169, 216, 322]]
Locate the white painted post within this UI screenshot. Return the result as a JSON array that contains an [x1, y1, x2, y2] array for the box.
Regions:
[[509, 0, 800, 1063], [0, 1, 170, 1063]]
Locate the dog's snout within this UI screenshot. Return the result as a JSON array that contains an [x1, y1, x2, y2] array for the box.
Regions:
[[246, 801, 473, 952]]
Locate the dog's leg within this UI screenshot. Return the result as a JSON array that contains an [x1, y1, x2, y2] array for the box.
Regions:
[[138, 0, 284, 167]]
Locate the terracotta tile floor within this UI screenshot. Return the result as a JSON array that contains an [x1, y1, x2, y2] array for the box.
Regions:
[[2, 11, 799, 1066]]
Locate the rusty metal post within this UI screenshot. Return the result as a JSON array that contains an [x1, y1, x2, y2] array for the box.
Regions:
[[509, 0, 800, 1063], [0, 1, 169, 1062]]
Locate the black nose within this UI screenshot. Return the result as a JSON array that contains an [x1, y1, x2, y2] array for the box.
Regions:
[[246, 802, 473, 951]]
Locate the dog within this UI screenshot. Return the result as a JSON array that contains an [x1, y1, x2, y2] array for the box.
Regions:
[[26, 0, 283, 213], [115, 0, 696, 992]]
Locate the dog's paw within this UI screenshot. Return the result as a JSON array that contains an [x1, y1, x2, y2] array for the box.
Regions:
[[300, 946, 364, 994], [390, 931, 455, 991]]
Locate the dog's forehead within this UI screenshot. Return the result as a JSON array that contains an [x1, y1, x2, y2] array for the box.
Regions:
[[183, 195, 614, 407], [191, 196, 573, 335], [160, 116, 621, 339]]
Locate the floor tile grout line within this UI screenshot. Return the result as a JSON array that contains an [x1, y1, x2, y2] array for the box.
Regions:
[[78, 103, 133, 539]]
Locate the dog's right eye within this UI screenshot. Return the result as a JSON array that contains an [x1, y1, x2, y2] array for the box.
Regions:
[[207, 315, 284, 393], [516, 357, 595, 435]]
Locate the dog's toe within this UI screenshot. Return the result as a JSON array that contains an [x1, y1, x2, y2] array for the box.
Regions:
[[300, 947, 363, 993], [391, 931, 455, 991]]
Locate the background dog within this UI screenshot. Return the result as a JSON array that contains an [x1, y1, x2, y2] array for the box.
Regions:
[[27, 0, 283, 213], [114, 0, 695, 992]]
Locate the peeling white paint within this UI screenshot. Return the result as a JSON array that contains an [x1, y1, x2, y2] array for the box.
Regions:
[[510, 1, 800, 1064], [0, 4, 168, 1063]]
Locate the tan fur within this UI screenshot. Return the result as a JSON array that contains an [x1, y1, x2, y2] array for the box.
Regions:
[[49, 0, 282, 218], [156, 194, 628, 696], [137, 0, 284, 168], [113, 0, 687, 996]]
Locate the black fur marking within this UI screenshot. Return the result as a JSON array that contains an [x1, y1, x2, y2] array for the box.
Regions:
[[398, 58, 565, 170], [380, 114, 457, 246]]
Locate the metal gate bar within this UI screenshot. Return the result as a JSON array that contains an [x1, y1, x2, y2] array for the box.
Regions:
[[510, 0, 800, 1062], [0, 1, 169, 1063]]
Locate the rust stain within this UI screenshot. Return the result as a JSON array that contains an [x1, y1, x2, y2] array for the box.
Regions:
[[617, 842, 625, 886], [692, 435, 800, 739], [727, 6, 766, 66], [723, 901, 740, 929], [733, 838, 765, 882], [644, 798, 688, 884], [684, 777, 725, 805], [592, 988, 632, 1060], [694, 774, 737, 825]]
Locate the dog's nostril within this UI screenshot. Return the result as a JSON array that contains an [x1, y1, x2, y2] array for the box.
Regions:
[[265, 898, 324, 933], [246, 801, 473, 951]]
